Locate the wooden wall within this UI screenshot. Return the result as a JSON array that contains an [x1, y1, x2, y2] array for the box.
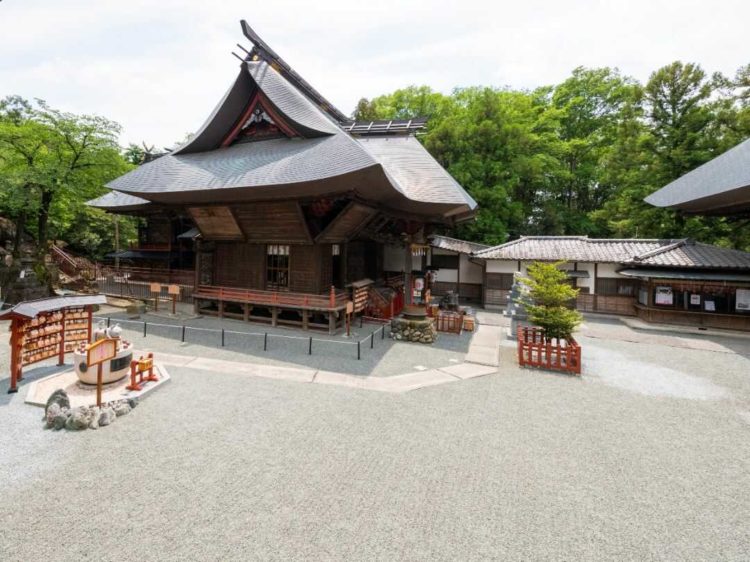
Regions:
[[213, 242, 265, 289], [209, 241, 334, 294]]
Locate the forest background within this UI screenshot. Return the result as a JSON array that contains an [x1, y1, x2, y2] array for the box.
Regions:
[[1, 60, 749, 261]]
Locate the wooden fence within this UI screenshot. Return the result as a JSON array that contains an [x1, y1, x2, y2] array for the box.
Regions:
[[517, 326, 581, 375]]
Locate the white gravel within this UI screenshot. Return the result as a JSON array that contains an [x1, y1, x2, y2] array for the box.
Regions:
[[1, 317, 750, 560]]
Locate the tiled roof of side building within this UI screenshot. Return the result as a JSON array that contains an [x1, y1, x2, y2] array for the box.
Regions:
[[632, 240, 750, 269], [429, 235, 489, 254], [473, 236, 676, 263], [472, 236, 750, 269]]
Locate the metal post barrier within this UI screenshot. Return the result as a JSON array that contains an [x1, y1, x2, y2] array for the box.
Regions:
[[382, 325, 385, 339], [264, 332, 268, 351], [370, 332, 374, 349], [357, 340, 361, 360], [221, 329, 225, 347], [308, 336, 312, 355], [106, 317, 111, 327], [143, 322, 147, 337], [181, 325, 186, 343]]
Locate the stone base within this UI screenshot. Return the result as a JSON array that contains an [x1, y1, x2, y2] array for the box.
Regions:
[[25, 362, 170, 408], [390, 317, 437, 344]]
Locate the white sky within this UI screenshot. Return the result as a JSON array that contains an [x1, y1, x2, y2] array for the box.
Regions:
[[1, 0, 748, 148]]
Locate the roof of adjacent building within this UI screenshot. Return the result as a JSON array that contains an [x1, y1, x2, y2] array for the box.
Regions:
[[645, 137, 750, 215], [90, 23, 476, 222], [472, 236, 750, 269], [0, 295, 107, 320], [430, 235, 489, 254]]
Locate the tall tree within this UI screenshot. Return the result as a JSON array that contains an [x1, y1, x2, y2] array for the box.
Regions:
[[0, 96, 131, 257]]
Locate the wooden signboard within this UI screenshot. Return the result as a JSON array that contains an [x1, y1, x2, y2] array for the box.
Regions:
[[87, 338, 117, 407]]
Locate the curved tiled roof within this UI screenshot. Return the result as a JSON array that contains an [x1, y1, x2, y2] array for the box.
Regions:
[[246, 62, 340, 136], [107, 134, 377, 195], [94, 28, 476, 221], [88, 191, 152, 211], [357, 136, 477, 208]]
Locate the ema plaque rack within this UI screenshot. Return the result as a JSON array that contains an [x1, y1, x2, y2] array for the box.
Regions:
[[1, 295, 107, 393]]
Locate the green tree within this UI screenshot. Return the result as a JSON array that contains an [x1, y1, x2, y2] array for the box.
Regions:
[[0, 96, 132, 257], [520, 261, 582, 340]]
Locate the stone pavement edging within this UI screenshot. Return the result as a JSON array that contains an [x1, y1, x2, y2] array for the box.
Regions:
[[157, 354, 498, 393], [141, 315, 505, 393]]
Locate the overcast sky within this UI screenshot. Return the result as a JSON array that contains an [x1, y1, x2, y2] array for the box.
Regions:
[[1, 0, 748, 148]]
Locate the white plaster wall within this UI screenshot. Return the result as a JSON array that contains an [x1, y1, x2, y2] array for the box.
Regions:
[[485, 260, 519, 274], [597, 263, 625, 278], [460, 254, 484, 284], [575, 262, 595, 293]]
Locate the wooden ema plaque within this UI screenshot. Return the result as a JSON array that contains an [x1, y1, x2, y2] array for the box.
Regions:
[[86, 338, 117, 407]]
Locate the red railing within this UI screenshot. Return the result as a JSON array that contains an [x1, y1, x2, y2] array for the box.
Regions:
[[517, 326, 581, 375], [194, 285, 349, 310]]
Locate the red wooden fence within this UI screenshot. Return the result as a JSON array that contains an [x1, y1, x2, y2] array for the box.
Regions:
[[517, 326, 581, 375]]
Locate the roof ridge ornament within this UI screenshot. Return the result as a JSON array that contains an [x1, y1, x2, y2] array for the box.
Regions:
[[240, 20, 349, 124]]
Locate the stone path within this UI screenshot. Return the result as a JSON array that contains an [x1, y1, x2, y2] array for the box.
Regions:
[[463, 311, 504, 366], [152, 314, 504, 392], [155, 351, 498, 393]]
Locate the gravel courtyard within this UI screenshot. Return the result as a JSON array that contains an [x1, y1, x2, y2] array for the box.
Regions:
[[1, 315, 750, 561]]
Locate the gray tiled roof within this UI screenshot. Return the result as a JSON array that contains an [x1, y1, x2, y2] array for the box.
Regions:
[[430, 235, 489, 254], [246, 62, 340, 136], [106, 134, 375, 195], [473, 236, 670, 263], [88, 191, 152, 211], [0, 295, 107, 319], [645, 137, 750, 214], [473, 236, 750, 269], [358, 137, 478, 208], [94, 45, 476, 220]]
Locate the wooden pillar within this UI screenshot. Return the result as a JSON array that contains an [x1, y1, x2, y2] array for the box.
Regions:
[[218, 300, 224, 319], [404, 243, 412, 306], [593, 263, 598, 312], [328, 311, 335, 335], [271, 306, 278, 327], [193, 239, 202, 315], [86, 306, 93, 343], [243, 303, 249, 322], [302, 309, 309, 330], [8, 318, 20, 393], [456, 251, 461, 298]]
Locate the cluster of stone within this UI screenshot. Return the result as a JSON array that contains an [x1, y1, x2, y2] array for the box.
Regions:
[[390, 319, 437, 344], [43, 389, 137, 431]]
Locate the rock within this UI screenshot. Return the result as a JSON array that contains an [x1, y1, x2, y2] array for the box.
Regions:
[[127, 397, 139, 409], [65, 407, 89, 430], [45, 403, 61, 429], [45, 389, 70, 416], [88, 407, 101, 430], [114, 402, 131, 417], [99, 407, 116, 427], [52, 411, 69, 430]]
